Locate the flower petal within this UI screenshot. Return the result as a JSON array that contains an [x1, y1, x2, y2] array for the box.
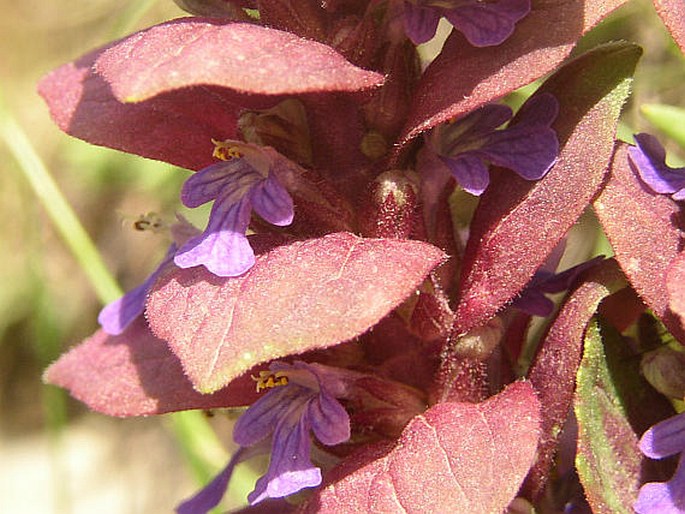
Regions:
[[233, 387, 308, 447], [634, 457, 685, 514], [444, 0, 530, 47], [174, 196, 254, 276], [440, 154, 490, 195], [250, 175, 294, 227], [97, 282, 149, 336], [181, 160, 262, 208], [307, 391, 350, 446], [248, 410, 322, 504], [403, 3, 442, 45], [97, 245, 176, 335], [176, 449, 246, 514], [440, 104, 513, 155], [628, 133, 685, 195], [640, 412, 685, 459]]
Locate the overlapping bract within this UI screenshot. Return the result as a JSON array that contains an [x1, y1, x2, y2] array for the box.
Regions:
[[37, 1, 685, 512]]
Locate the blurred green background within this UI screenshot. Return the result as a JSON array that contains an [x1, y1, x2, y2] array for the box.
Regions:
[[0, 0, 683, 513]]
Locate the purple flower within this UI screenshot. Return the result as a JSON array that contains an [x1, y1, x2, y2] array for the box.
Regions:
[[420, 92, 559, 196], [512, 256, 605, 317], [98, 245, 176, 335], [98, 216, 200, 335], [628, 133, 685, 200], [402, 0, 530, 46], [173, 140, 295, 277], [177, 361, 354, 513], [635, 412, 685, 514]]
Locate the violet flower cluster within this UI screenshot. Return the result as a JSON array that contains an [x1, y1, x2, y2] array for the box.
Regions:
[[39, 1, 685, 513]]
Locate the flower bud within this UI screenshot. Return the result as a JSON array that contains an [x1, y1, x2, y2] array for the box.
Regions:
[[358, 170, 423, 239], [452, 317, 504, 360]]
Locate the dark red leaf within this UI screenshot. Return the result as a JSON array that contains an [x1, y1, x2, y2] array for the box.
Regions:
[[653, 0, 685, 53], [397, 0, 628, 148], [38, 18, 384, 171], [454, 43, 640, 335], [95, 19, 383, 103], [301, 382, 540, 513], [594, 143, 685, 344], [146, 232, 445, 393], [523, 259, 625, 499], [43, 318, 258, 417], [38, 47, 242, 171]]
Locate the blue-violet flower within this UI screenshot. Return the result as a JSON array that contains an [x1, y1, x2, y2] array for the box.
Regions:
[[419, 92, 559, 196], [177, 361, 355, 514], [402, 0, 530, 46], [628, 133, 685, 201], [512, 256, 605, 317], [98, 216, 200, 335], [174, 140, 295, 277], [635, 411, 685, 513]]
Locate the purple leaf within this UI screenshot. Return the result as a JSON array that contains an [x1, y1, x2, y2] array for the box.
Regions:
[[146, 233, 446, 393], [95, 19, 384, 103], [397, 0, 627, 148], [594, 143, 685, 344], [38, 18, 384, 171], [300, 382, 541, 513], [523, 259, 626, 499], [454, 42, 640, 335], [43, 318, 258, 417]]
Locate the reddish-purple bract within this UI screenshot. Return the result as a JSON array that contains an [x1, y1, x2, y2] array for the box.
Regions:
[[301, 382, 541, 513], [146, 232, 445, 393], [38, 18, 384, 172], [43, 318, 258, 417], [454, 43, 640, 335], [523, 260, 625, 499], [95, 18, 384, 103], [595, 143, 685, 344], [397, 0, 628, 148]]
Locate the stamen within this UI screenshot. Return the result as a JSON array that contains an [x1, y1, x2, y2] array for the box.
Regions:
[[212, 139, 244, 161], [252, 370, 289, 392]]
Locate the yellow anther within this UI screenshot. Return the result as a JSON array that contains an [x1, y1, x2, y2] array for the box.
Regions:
[[212, 139, 243, 161], [252, 370, 289, 393]]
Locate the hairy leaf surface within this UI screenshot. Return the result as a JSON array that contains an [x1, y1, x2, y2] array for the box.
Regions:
[[43, 319, 257, 416], [147, 233, 445, 393], [301, 382, 540, 513], [454, 43, 640, 334]]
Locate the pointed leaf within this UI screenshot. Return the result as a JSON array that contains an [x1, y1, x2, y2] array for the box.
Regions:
[[523, 260, 626, 499], [38, 47, 241, 171], [454, 43, 640, 334], [594, 143, 685, 344], [301, 382, 541, 513], [95, 19, 384, 103], [147, 232, 445, 393], [398, 0, 627, 146], [653, 0, 685, 54], [38, 18, 384, 171], [574, 320, 642, 513], [43, 318, 258, 417]]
